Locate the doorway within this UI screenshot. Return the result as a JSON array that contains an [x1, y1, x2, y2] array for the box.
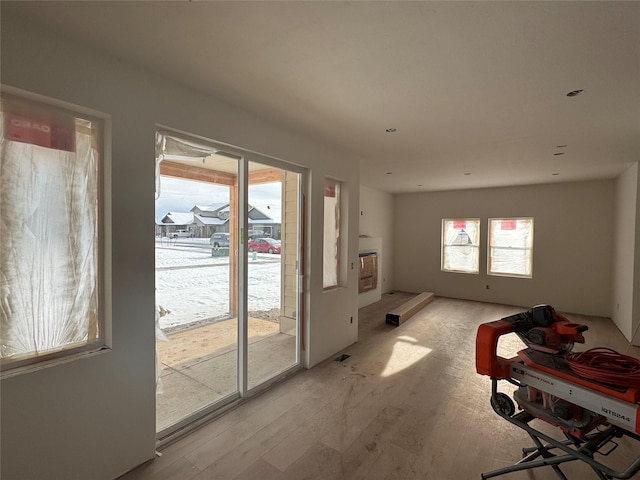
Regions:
[[154, 131, 302, 437]]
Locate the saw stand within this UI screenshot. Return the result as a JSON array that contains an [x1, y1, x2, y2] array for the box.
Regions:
[[481, 379, 640, 480]]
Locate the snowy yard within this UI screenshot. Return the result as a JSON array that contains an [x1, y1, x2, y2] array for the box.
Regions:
[[155, 238, 281, 330]]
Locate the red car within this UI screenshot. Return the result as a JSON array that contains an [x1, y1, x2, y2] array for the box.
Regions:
[[248, 237, 281, 254]]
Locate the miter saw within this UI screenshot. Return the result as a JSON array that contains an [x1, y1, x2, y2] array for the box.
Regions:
[[476, 304, 640, 479]]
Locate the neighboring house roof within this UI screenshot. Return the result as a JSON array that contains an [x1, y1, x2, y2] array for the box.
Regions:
[[191, 203, 276, 222], [191, 203, 228, 217], [193, 203, 228, 212], [248, 205, 273, 221], [193, 214, 227, 226], [158, 212, 195, 226], [158, 204, 277, 226]]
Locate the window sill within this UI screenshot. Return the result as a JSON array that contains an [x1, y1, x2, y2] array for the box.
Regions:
[[0, 346, 111, 380], [323, 285, 346, 293]]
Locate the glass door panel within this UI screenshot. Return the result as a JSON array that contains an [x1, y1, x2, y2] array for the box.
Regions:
[[247, 162, 300, 389], [155, 133, 239, 434]]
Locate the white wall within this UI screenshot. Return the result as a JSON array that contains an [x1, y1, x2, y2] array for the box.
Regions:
[[612, 163, 638, 340], [308, 170, 360, 367], [394, 180, 615, 316], [0, 12, 359, 480], [359, 185, 395, 293]]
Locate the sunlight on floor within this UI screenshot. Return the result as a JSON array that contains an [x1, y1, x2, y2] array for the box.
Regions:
[[380, 335, 432, 377]]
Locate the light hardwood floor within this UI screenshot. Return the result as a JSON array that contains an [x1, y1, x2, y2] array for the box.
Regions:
[[120, 294, 640, 480]]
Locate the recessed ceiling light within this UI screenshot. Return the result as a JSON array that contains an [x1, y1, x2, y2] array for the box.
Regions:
[[566, 89, 584, 97], [385, 128, 397, 133], [553, 152, 565, 156]]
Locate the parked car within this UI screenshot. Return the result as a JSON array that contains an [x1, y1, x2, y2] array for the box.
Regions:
[[248, 237, 281, 254], [171, 229, 192, 238], [210, 232, 230, 248]]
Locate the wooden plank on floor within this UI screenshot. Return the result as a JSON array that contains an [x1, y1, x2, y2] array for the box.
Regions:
[[385, 292, 434, 326]]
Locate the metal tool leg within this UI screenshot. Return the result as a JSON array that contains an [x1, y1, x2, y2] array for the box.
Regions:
[[481, 379, 640, 479]]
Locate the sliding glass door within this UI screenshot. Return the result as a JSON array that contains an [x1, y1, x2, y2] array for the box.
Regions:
[[154, 131, 301, 437]]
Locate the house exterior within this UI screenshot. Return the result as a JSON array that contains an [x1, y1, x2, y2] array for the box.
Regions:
[[156, 212, 196, 237], [156, 203, 281, 239]]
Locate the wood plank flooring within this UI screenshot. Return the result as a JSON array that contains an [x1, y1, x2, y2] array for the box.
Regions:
[[119, 294, 640, 480]]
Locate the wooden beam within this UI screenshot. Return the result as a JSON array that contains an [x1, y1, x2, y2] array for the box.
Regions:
[[160, 162, 282, 186], [160, 161, 237, 186], [249, 168, 283, 185]]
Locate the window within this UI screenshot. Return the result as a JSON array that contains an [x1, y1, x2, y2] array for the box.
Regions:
[[488, 218, 533, 278], [441, 219, 480, 274], [0, 91, 106, 372], [323, 179, 340, 288]]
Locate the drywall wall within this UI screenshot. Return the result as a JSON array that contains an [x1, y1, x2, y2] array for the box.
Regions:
[[359, 185, 395, 292], [308, 168, 360, 367], [394, 180, 614, 316], [0, 11, 359, 480], [612, 163, 638, 341]]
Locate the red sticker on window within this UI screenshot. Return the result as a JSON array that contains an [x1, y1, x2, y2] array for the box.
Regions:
[[5, 113, 75, 152], [6, 113, 52, 147], [501, 219, 516, 230], [453, 220, 466, 229], [324, 182, 336, 197]]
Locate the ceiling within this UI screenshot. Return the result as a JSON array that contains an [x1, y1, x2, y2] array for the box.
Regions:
[[4, 1, 640, 194]]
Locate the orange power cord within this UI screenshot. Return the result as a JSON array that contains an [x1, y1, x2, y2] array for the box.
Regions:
[[565, 347, 640, 389]]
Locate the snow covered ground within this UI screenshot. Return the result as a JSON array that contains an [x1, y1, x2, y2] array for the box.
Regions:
[[155, 238, 281, 330]]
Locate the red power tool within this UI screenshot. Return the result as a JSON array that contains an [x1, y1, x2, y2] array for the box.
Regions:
[[476, 304, 640, 479]]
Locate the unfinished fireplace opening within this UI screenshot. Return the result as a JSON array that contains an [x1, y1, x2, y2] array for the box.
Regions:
[[359, 252, 378, 293]]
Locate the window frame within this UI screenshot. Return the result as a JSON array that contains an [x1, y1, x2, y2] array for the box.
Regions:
[[487, 217, 534, 278], [0, 87, 110, 376], [441, 218, 481, 274]]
